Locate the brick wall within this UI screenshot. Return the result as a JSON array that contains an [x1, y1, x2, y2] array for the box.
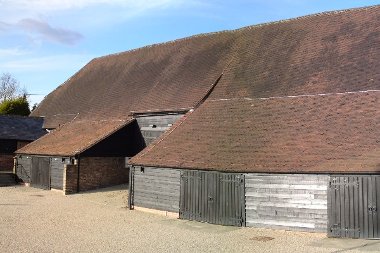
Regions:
[[0, 154, 14, 171], [78, 157, 128, 192], [63, 164, 78, 195]]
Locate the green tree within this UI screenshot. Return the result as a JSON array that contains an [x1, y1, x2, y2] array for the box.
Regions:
[[0, 97, 31, 116]]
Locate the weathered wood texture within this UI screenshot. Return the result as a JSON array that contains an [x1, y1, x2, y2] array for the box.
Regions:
[[16, 155, 32, 183], [133, 166, 181, 213], [31, 156, 50, 189], [245, 174, 328, 232], [180, 170, 245, 226], [136, 115, 183, 146], [328, 175, 380, 239], [50, 157, 70, 190]]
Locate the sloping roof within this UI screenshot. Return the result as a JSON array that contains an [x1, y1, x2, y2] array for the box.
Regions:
[[42, 114, 78, 129], [16, 118, 134, 156], [0, 115, 46, 141], [210, 5, 380, 99], [31, 5, 380, 129], [130, 91, 380, 173], [31, 32, 236, 128]]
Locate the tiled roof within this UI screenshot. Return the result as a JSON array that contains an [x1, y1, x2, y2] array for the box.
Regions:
[[31, 32, 236, 127], [31, 6, 380, 129], [16, 118, 134, 156], [130, 91, 380, 173], [210, 5, 380, 99], [42, 114, 78, 129], [0, 115, 46, 141]]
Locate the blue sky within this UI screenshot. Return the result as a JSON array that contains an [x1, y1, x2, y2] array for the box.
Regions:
[[0, 0, 379, 106]]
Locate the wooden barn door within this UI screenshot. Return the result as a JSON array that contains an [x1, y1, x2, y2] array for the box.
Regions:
[[180, 170, 245, 226], [31, 157, 50, 190], [328, 175, 380, 238], [50, 157, 69, 190]]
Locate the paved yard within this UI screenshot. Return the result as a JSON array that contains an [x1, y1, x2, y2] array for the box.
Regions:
[[0, 186, 379, 253]]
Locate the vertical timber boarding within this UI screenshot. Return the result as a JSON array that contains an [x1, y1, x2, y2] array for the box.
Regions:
[[328, 175, 380, 239], [180, 170, 245, 227], [16, 155, 32, 183], [50, 157, 70, 190], [31, 156, 50, 189]]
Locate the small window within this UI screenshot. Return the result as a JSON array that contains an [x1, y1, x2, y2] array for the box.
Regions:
[[152, 124, 157, 128], [140, 167, 145, 173], [62, 158, 66, 163]]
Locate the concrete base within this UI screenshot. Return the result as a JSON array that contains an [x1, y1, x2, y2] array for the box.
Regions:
[[134, 206, 179, 219], [50, 188, 64, 194]]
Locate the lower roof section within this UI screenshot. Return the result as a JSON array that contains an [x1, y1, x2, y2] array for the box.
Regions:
[[16, 118, 135, 157], [0, 115, 46, 141], [130, 91, 380, 174]]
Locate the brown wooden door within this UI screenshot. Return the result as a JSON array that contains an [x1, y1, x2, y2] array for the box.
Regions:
[[31, 157, 50, 190]]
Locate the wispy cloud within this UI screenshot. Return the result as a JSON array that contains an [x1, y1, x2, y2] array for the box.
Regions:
[[17, 19, 83, 45], [0, 19, 83, 46]]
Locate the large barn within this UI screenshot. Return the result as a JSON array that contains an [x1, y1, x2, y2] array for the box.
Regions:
[[16, 5, 380, 238]]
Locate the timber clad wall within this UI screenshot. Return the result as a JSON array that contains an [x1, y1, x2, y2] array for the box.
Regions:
[[245, 174, 329, 231], [79, 157, 128, 191], [50, 157, 70, 190], [133, 167, 181, 213], [0, 154, 14, 171], [136, 115, 183, 146]]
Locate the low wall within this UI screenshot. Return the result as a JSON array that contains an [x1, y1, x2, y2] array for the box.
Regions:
[[0, 154, 14, 171], [245, 174, 329, 232], [79, 157, 128, 192], [64, 164, 78, 194]]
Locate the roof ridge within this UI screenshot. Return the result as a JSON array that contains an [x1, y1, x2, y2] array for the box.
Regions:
[[96, 5, 379, 60], [234, 4, 380, 32], [208, 90, 380, 102]]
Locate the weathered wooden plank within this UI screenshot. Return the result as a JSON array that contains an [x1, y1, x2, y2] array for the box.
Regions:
[[246, 183, 327, 190], [353, 176, 359, 238], [368, 177, 374, 238], [245, 173, 328, 232], [372, 177, 378, 238], [363, 177, 369, 238], [376, 177, 380, 238], [133, 167, 180, 213]]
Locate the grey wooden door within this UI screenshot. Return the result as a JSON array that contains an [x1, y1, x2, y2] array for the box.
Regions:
[[16, 155, 32, 183], [50, 157, 69, 190], [31, 157, 50, 190], [180, 170, 245, 226], [328, 176, 380, 238]]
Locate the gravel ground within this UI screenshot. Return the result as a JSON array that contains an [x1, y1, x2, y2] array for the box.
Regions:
[[0, 185, 379, 253]]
